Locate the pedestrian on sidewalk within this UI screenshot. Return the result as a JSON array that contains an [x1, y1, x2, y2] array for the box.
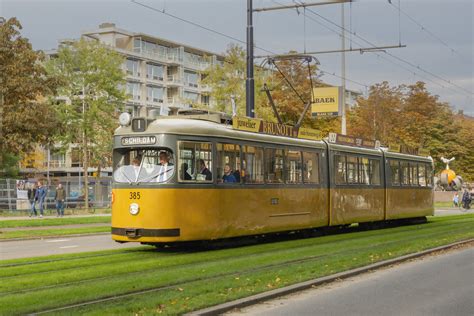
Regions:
[[35, 181, 47, 218], [55, 183, 66, 217], [27, 182, 37, 217], [453, 192, 459, 208]]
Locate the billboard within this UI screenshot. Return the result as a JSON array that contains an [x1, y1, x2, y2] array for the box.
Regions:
[[311, 86, 342, 117]]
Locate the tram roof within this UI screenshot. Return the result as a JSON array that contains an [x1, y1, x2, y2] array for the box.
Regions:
[[383, 150, 433, 162], [115, 117, 326, 149]]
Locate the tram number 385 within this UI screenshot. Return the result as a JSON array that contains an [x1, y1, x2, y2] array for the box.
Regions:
[[129, 192, 141, 200]]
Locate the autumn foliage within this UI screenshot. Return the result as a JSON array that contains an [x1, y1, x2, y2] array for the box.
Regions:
[[349, 81, 474, 180]]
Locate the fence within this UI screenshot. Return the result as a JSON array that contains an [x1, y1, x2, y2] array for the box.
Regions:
[[0, 177, 113, 212]]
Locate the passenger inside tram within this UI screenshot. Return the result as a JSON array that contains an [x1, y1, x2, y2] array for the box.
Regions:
[[222, 164, 237, 183], [198, 159, 212, 181]]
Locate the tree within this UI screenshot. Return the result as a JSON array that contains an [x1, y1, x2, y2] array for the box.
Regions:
[[349, 81, 403, 143], [47, 38, 125, 209], [201, 44, 272, 120], [0, 17, 59, 173], [349, 81, 474, 179]]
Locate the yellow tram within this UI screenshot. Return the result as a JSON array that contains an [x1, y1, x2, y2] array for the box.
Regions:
[[111, 112, 434, 245]]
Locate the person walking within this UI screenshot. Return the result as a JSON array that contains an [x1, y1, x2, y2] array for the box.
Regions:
[[461, 188, 471, 210], [27, 182, 37, 217], [453, 192, 459, 208], [35, 181, 47, 218], [55, 183, 66, 217]]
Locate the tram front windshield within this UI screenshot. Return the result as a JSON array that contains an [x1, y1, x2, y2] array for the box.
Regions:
[[113, 148, 175, 183]]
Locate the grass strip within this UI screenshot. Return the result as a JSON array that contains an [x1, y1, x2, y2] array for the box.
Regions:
[[2, 219, 471, 294], [70, 231, 473, 316], [0, 226, 110, 240], [0, 214, 472, 315], [3, 216, 468, 289], [0, 216, 111, 229]]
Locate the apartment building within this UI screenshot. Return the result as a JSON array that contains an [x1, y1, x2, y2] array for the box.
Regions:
[[81, 22, 224, 117]]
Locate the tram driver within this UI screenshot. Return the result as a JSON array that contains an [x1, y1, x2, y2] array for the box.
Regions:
[[156, 151, 174, 182]]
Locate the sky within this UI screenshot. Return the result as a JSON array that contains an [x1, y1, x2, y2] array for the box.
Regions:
[[1, 0, 473, 115]]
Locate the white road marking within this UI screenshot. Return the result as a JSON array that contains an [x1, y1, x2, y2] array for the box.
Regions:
[[45, 239, 71, 243], [59, 245, 78, 249]]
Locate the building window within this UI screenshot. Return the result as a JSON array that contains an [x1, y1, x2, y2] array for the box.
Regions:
[[147, 86, 164, 103], [126, 59, 140, 77], [71, 148, 82, 168], [133, 38, 142, 53], [178, 141, 212, 182], [146, 64, 164, 80], [201, 95, 210, 105], [183, 91, 199, 103], [126, 82, 141, 101], [184, 70, 199, 88], [217, 143, 241, 183], [242, 145, 264, 184]]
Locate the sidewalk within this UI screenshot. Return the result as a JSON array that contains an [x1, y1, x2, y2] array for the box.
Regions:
[[0, 213, 111, 221], [1, 222, 110, 232]]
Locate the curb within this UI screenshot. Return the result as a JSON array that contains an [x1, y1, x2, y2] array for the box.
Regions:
[[187, 238, 474, 316], [0, 232, 110, 242]]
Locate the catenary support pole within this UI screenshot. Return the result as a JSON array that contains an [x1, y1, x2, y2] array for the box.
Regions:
[[246, 0, 255, 118], [341, 3, 347, 135]]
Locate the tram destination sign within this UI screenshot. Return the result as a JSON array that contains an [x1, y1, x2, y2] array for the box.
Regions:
[[121, 136, 156, 146], [232, 116, 321, 141], [328, 132, 381, 149]]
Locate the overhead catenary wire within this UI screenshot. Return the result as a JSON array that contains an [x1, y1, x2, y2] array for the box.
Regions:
[[299, 3, 473, 97], [387, 0, 467, 61], [130, 0, 370, 90]]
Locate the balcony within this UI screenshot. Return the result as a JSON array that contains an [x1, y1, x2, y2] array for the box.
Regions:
[[167, 75, 182, 87]]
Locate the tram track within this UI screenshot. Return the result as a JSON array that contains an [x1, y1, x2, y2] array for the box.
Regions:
[[4, 224, 470, 315], [29, 234, 474, 315], [0, 218, 466, 286]]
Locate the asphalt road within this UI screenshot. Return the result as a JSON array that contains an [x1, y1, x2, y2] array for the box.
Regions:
[[0, 234, 146, 260], [229, 246, 474, 316]]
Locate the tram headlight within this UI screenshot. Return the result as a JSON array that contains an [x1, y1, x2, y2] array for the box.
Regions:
[[129, 203, 140, 215], [119, 112, 131, 126]]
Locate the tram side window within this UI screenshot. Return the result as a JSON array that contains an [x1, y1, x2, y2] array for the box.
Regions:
[[335, 155, 347, 185], [369, 159, 381, 185], [265, 148, 284, 184], [410, 163, 418, 186], [426, 163, 433, 187], [217, 143, 241, 184], [347, 156, 359, 184], [286, 150, 302, 184], [242, 145, 264, 184], [418, 163, 426, 186], [359, 157, 370, 185], [177, 141, 213, 182], [401, 161, 410, 185], [390, 160, 400, 186], [302, 152, 319, 184]]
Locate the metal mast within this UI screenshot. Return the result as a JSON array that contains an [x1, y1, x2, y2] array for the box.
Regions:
[[246, 0, 255, 118]]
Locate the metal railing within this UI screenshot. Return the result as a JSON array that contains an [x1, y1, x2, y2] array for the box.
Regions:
[[0, 178, 113, 212]]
